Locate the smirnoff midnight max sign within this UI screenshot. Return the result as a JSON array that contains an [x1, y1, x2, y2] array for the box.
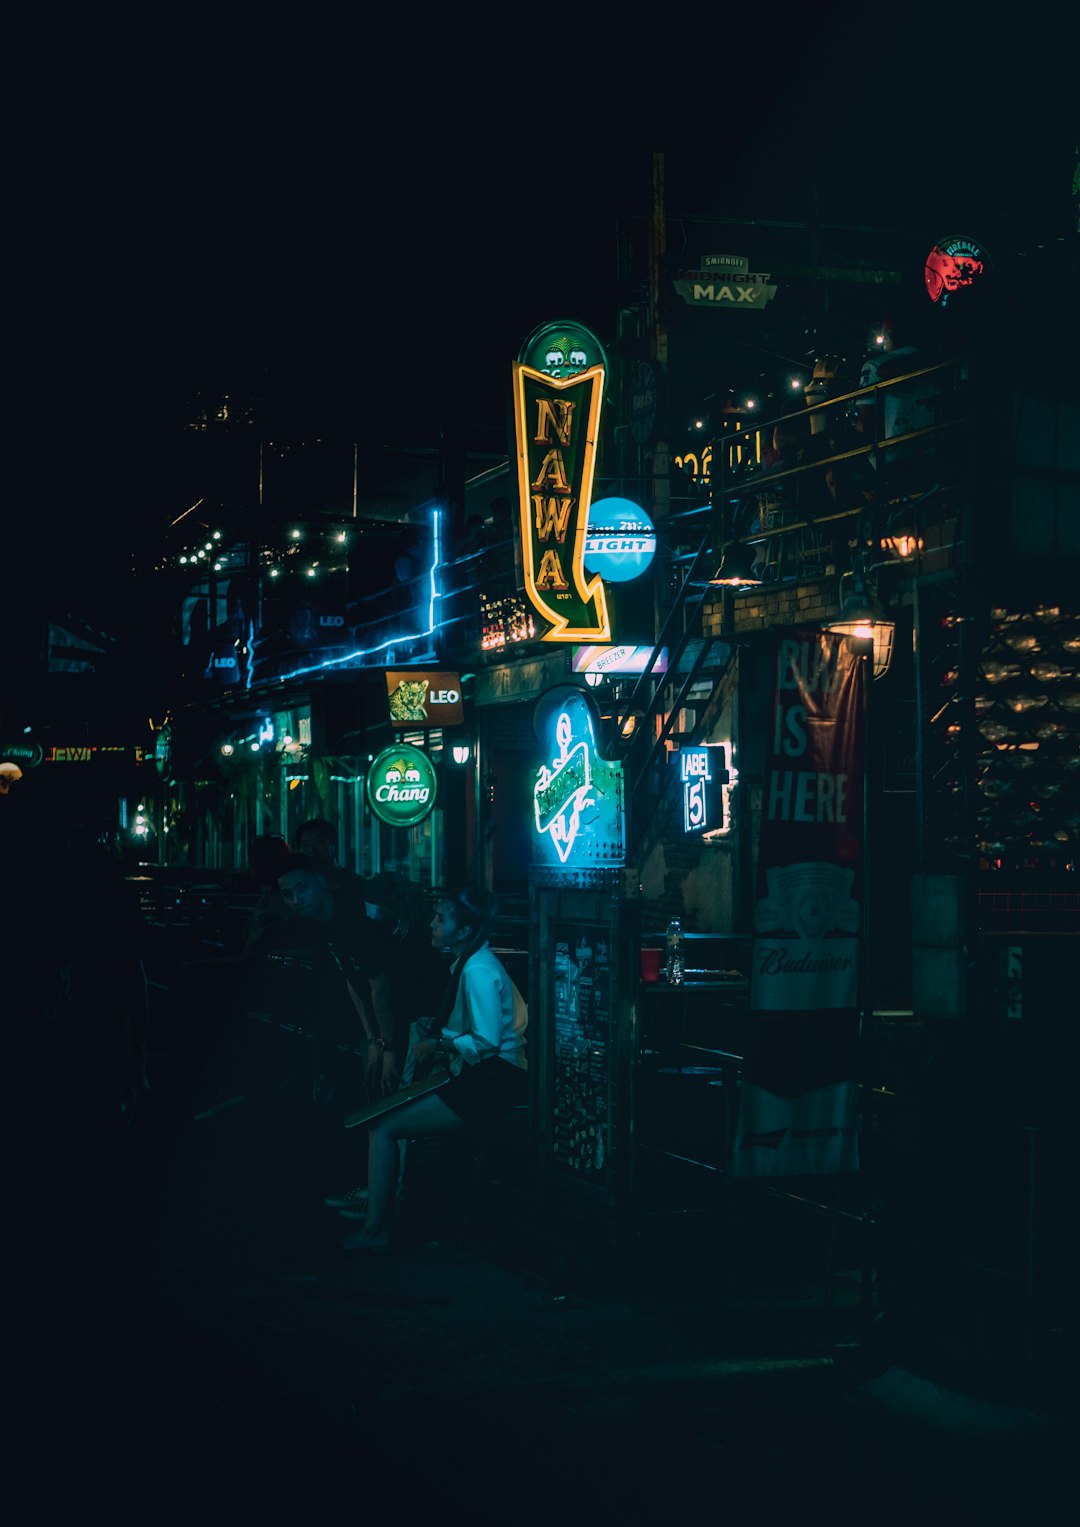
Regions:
[[672, 254, 778, 311]]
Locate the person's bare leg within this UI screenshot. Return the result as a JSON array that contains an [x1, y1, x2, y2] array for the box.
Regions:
[[362, 1120, 400, 1238], [346, 1094, 463, 1248]]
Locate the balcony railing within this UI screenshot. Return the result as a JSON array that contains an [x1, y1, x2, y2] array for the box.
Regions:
[[615, 357, 973, 861], [434, 358, 972, 679], [670, 355, 972, 590]]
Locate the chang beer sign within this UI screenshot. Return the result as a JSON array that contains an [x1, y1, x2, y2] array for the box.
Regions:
[[0, 742, 44, 768], [512, 320, 611, 643], [366, 743, 438, 828]]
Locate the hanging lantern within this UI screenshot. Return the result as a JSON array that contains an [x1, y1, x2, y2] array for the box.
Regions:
[[822, 568, 895, 679], [709, 542, 762, 587]]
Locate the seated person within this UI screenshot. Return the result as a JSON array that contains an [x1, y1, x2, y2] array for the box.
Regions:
[[322, 876, 446, 1218], [341, 886, 527, 1251], [294, 817, 411, 938], [293, 817, 365, 897], [208, 834, 294, 967], [265, 854, 399, 1099], [186, 833, 294, 1113]]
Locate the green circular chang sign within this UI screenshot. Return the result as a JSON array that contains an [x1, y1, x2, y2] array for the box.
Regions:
[[517, 318, 608, 378], [366, 743, 438, 828]]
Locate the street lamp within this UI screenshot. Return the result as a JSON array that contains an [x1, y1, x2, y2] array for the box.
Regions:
[[709, 541, 762, 587], [823, 559, 891, 1202], [823, 565, 895, 680]]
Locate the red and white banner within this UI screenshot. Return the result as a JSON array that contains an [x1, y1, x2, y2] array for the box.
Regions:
[[733, 630, 865, 1177]]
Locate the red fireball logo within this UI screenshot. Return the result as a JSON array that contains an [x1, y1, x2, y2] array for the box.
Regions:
[[925, 238, 989, 303]]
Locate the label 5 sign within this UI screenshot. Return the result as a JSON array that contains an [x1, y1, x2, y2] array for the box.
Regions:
[[680, 744, 732, 836]]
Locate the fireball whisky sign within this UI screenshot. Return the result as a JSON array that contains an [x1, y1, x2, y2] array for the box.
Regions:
[[513, 320, 611, 643]]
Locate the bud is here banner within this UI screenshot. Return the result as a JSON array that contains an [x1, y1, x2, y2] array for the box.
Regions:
[[733, 630, 865, 1178]]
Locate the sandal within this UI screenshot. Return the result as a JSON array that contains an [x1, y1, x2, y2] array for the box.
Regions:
[[341, 1226, 391, 1252]]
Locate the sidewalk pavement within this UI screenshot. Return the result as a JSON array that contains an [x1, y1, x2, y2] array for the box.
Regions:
[[18, 1103, 1073, 1527]]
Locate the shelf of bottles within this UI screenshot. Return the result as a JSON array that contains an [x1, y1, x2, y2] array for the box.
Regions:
[[974, 603, 1080, 873], [479, 590, 536, 652]]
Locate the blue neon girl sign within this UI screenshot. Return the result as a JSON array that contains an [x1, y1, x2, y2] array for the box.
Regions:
[[532, 688, 624, 870]]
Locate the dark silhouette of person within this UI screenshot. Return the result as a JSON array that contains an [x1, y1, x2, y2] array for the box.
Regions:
[[342, 886, 526, 1252]]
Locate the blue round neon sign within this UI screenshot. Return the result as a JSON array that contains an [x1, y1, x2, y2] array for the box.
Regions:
[[583, 498, 657, 583]]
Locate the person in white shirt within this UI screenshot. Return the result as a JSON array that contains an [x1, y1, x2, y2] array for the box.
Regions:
[[342, 886, 527, 1251]]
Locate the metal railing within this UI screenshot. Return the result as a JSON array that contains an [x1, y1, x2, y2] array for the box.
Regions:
[[611, 357, 971, 859]]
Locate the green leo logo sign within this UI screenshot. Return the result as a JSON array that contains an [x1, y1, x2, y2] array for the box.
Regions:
[[366, 744, 438, 827]]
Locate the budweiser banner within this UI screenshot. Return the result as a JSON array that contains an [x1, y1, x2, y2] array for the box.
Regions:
[[733, 630, 865, 1177]]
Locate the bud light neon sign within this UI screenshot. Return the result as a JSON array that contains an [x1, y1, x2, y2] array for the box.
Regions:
[[583, 498, 657, 584]]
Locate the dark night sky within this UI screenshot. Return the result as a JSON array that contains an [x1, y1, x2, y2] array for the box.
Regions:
[[8, 4, 1076, 619]]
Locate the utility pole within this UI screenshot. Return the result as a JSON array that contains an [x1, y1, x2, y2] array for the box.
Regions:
[[648, 150, 670, 529]]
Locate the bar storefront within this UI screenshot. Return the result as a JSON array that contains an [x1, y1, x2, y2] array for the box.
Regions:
[[155, 668, 475, 894], [523, 673, 758, 1213], [522, 611, 883, 1216]]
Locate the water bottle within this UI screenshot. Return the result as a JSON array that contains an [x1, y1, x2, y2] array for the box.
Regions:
[[665, 917, 684, 986]]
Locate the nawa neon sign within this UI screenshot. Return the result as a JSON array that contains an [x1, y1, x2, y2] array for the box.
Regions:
[[533, 689, 624, 869], [513, 320, 611, 643]]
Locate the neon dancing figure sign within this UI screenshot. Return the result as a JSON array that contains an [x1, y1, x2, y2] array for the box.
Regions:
[[535, 712, 595, 863], [532, 690, 625, 870]]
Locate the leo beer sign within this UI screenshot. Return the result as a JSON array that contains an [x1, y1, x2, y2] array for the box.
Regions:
[[386, 671, 463, 728]]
